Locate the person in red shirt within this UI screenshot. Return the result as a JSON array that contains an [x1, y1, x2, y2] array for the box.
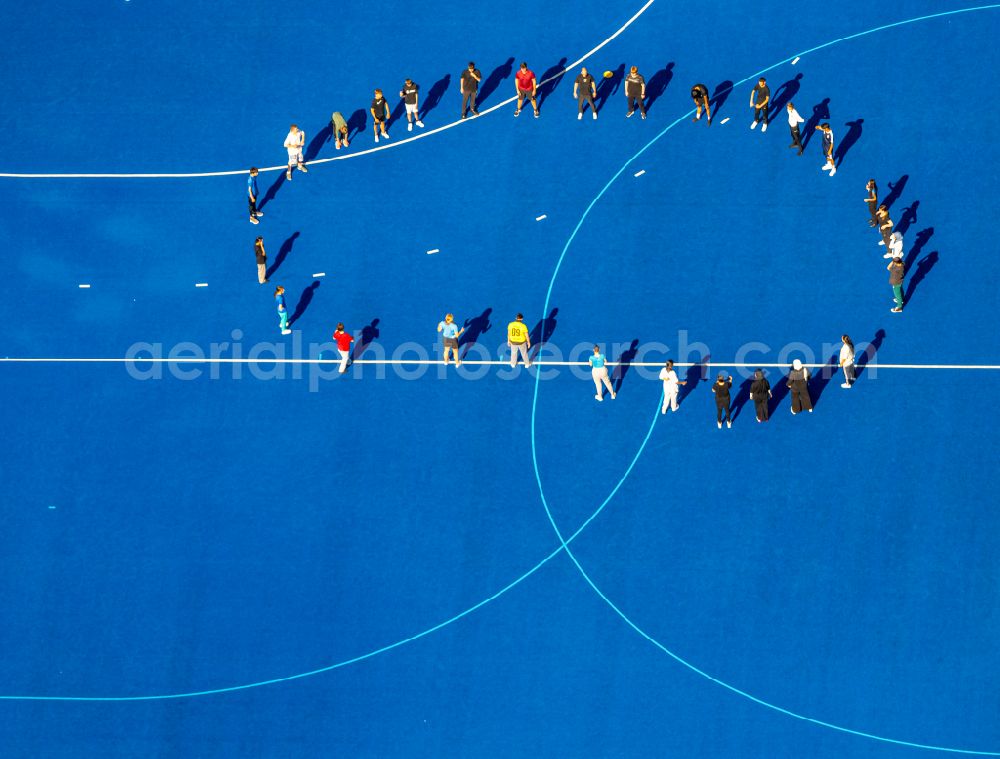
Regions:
[[514, 62, 539, 118], [333, 323, 354, 373]]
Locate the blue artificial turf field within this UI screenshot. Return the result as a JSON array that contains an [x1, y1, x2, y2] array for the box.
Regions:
[[1, 1, 999, 757]]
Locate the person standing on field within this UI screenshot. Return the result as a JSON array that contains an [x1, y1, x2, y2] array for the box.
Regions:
[[787, 359, 813, 414], [840, 335, 856, 388], [749, 77, 770, 132], [750, 369, 772, 422], [333, 323, 354, 373], [254, 237, 267, 284], [690, 83, 711, 124], [659, 360, 686, 414], [514, 62, 539, 118], [589, 345, 616, 400], [247, 167, 263, 223], [625, 66, 646, 119], [712, 372, 733, 428], [399, 78, 425, 131], [574, 67, 598, 120], [283, 125, 308, 181], [507, 313, 532, 367], [438, 313, 465, 367], [786, 103, 804, 154], [461, 61, 482, 119]]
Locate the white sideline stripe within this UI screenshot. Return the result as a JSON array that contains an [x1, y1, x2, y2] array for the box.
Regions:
[[1, 358, 998, 370], [0, 0, 657, 180]]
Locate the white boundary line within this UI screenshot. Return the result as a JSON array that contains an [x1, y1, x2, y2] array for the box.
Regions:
[[1, 358, 998, 369], [0, 0, 656, 180]]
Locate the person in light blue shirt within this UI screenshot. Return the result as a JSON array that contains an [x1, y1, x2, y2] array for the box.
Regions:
[[589, 345, 616, 401], [437, 313, 465, 367]]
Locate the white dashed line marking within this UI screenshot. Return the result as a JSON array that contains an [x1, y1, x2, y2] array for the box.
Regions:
[[720, 117, 730, 124], [634, 170, 646, 177], [792, 56, 801, 65], [426, 249, 440, 255], [78, 284, 91, 289], [535, 214, 547, 221], [195, 283, 208, 288], [312, 272, 326, 278]]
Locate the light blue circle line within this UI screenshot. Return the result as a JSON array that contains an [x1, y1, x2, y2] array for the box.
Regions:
[[529, 4, 1000, 755], [1, 3, 996, 713]]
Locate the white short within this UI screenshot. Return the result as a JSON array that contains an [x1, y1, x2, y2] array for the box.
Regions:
[[405, 102, 418, 115], [286, 148, 303, 164]]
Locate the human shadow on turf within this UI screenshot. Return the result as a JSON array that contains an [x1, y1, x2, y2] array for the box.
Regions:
[[800, 97, 831, 150], [808, 352, 841, 409], [905, 227, 934, 269], [536, 58, 569, 109], [834, 118, 863, 167], [421, 74, 451, 121], [768, 73, 802, 116], [287, 280, 320, 327], [730, 376, 754, 423], [708, 80, 734, 120], [882, 174, 909, 211], [304, 124, 332, 162], [677, 356, 710, 406], [855, 328, 886, 380], [595, 64, 626, 113], [346, 109, 367, 141], [644, 63, 675, 114], [528, 308, 559, 359], [477, 58, 515, 108], [459, 307, 493, 358], [895, 201, 920, 238], [266, 231, 300, 279], [258, 172, 286, 210], [353, 318, 381, 359], [767, 368, 790, 417], [905, 250, 939, 305], [612, 339, 640, 393]]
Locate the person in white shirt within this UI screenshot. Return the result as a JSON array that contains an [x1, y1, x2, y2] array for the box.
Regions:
[[283, 124, 308, 181], [884, 230, 904, 259], [786, 102, 805, 155], [658, 359, 687, 414], [839, 335, 856, 388]]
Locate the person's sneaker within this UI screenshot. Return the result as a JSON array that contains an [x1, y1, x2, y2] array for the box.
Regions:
[[533, 110, 539, 118], [750, 120, 758, 129], [281, 329, 292, 335], [891, 307, 903, 313], [878, 240, 885, 245], [250, 216, 259, 224], [661, 407, 667, 415], [757, 417, 762, 423], [472, 109, 479, 116], [592, 111, 597, 120], [336, 141, 342, 149], [627, 110, 635, 118], [514, 109, 521, 117], [640, 112, 646, 119], [461, 114, 467, 120], [717, 421, 723, 429], [343, 140, 349, 147], [611, 393, 616, 399], [761, 122, 767, 132], [382, 132, 390, 140], [694, 113, 701, 121], [726, 420, 732, 428], [299, 164, 308, 173], [829, 167, 837, 176], [841, 383, 851, 388], [821, 163, 831, 170], [374, 134, 379, 143], [408, 122, 413, 132], [808, 409, 813, 413], [789, 143, 797, 148], [578, 112, 583, 120], [416, 120, 424, 128], [595, 394, 603, 401], [255, 211, 263, 217], [285, 170, 292, 180]]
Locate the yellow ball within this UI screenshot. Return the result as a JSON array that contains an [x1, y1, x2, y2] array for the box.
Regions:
[[603, 70, 614, 79]]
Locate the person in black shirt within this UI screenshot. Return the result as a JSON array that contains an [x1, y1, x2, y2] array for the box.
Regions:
[[573, 67, 598, 120], [864, 179, 878, 226], [370, 89, 390, 143], [399, 78, 424, 132], [625, 66, 646, 118], [817, 123, 836, 176], [712, 372, 733, 428], [750, 369, 771, 422], [460, 62, 481, 119], [749, 77, 770, 132], [690, 83, 711, 124], [786, 359, 813, 414], [254, 236, 267, 284], [876, 204, 893, 247]]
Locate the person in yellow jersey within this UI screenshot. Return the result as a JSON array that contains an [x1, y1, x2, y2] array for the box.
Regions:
[[507, 312, 532, 368]]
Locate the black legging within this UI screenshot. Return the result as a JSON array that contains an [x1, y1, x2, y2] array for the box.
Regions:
[[754, 104, 769, 124], [462, 90, 477, 116], [627, 94, 645, 115], [754, 398, 769, 421], [716, 400, 731, 423], [578, 93, 596, 113]]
